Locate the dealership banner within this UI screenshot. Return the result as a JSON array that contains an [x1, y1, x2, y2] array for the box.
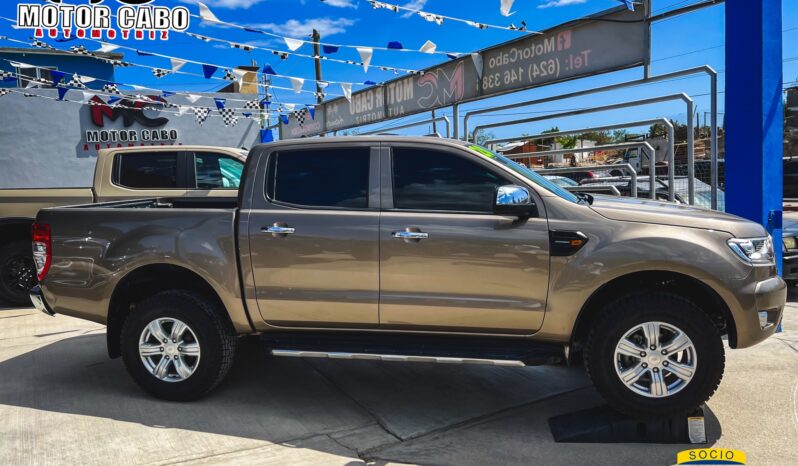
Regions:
[[280, 5, 647, 138]]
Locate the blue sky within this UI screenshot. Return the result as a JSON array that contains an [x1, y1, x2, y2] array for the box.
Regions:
[[1, 0, 796, 138]]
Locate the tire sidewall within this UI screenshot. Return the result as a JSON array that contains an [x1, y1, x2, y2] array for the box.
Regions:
[[120, 293, 227, 400], [0, 240, 36, 307], [587, 295, 724, 417]]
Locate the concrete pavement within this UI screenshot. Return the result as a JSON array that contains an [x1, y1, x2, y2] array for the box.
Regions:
[[1, 295, 796, 465]]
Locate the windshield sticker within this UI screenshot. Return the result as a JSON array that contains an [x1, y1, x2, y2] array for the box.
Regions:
[[469, 145, 496, 158]]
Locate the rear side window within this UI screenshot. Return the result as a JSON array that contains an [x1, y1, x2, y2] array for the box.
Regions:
[[115, 152, 179, 189], [267, 148, 370, 208], [194, 153, 243, 189], [391, 147, 508, 212]]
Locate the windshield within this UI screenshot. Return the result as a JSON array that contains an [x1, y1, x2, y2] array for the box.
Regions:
[[466, 144, 581, 203]]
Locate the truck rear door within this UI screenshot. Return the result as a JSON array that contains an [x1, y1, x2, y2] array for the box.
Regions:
[[244, 143, 380, 327]]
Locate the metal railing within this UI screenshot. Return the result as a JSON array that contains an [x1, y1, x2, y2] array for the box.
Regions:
[[484, 118, 676, 201], [532, 162, 640, 199], [358, 116, 451, 138]]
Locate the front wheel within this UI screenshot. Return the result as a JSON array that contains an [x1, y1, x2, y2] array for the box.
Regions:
[[120, 290, 236, 400], [585, 293, 725, 419]]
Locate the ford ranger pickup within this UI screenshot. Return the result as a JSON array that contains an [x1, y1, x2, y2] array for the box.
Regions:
[[29, 137, 786, 418]]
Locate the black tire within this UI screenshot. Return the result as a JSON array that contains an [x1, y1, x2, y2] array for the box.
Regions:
[[584, 292, 725, 419], [0, 240, 37, 307], [120, 290, 236, 401]]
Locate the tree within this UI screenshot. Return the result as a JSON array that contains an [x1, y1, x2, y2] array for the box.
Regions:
[[476, 131, 496, 146]]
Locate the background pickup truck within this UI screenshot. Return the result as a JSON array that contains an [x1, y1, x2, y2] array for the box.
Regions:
[[31, 137, 785, 419], [0, 145, 246, 305]]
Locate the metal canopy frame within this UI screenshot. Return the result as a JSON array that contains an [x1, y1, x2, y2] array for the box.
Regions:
[[470, 96, 693, 202], [506, 142, 656, 199], [484, 118, 676, 201]]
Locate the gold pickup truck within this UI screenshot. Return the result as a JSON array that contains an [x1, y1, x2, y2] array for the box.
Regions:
[[0, 146, 246, 305]]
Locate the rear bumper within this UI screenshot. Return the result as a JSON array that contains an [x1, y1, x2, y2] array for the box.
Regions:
[[30, 285, 55, 316], [732, 276, 785, 348]]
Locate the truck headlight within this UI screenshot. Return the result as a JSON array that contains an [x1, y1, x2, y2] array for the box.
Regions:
[[727, 236, 774, 265], [783, 236, 797, 251]]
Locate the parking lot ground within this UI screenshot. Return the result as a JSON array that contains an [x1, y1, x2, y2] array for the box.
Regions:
[[1, 294, 797, 466]]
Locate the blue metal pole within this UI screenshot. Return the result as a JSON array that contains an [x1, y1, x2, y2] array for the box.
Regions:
[[725, 0, 784, 273]]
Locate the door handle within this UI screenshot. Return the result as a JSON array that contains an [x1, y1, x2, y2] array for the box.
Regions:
[[262, 224, 295, 235], [392, 230, 429, 240]]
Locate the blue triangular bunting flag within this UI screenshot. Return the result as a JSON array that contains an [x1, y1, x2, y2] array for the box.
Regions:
[[619, 0, 635, 10], [57, 87, 68, 101], [307, 106, 315, 119], [363, 80, 376, 85], [55, 37, 77, 43], [108, 96, 121, 105], [387, 41, 403, 50], [446, 53, 458, 60], [162, 91, 175, 97], [202, 64, 218, 79], [214, 98, 226, 110], [322, 45, 339, 54], [262, 64, 277, 75], [260, 129, 274, 143], [244, 27, 263, 34], [279, 114, 289, 124], [51, 70, 66, 85], [136, 50, 154, 56], [261, 100, 271, 108]]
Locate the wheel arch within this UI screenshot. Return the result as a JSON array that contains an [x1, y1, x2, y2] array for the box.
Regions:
[[570, 270, 736, 354], [106, 264, 236, 358], [0, 218, 35, 243]]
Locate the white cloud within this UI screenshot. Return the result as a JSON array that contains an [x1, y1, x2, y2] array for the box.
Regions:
[[179, 0, 266, 9], [248, 17, 356, 38], [400, 0, 428, 18], [319, 0, 359, 8], [538, 0, 587, 8]]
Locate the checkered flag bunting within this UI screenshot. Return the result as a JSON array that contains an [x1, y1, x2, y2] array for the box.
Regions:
[[231, 42, 253, 52], [193, 107, 210, 126], [222, 69, 236, 81], [0, 70, 13, 79], [67, 74, 88, 89], [31, 39, 54, 50], [23, 93, 37, 97], [244, 99, 260, 110], [293, 109, 306, 127], [220, 108, 238, 127], [272, 51, 289, 60], [102, 83, 121, 95], [0, 89, 10, 97], [151, 68, 171, 79], [105, 59, 133, 68], [70, 45, 92, 56]]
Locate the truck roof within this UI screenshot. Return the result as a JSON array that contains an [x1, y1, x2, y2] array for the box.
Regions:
[[254, 136, 473, 150]]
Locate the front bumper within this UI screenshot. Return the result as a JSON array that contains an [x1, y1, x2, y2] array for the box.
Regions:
[[732, 276, 785, 348], [30, 285, 56, 316]]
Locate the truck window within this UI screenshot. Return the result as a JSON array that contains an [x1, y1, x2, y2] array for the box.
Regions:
[[115, 152, 179, 189], [194, 153, 243, 189], [391, 147, 509, 213], [267, 148, 370, 209]]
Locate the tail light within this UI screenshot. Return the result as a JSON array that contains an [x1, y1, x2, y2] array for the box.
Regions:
[[586, 171, 595, 178], [32, 223, 51, 281]]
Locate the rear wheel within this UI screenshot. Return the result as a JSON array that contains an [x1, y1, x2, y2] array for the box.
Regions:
[[585, 292, 725, 419], [0, 240, 37, 307], [120, 290, 236, 400]]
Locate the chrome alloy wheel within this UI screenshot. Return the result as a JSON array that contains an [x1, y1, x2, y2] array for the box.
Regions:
[[613, 321, 697, 398], [139, 318, 200, 383]]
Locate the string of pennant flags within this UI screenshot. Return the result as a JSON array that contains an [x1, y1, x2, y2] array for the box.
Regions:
[[193, 0, 464, 58], [366, 0, 535, 33], [0, 64, 321, 129]]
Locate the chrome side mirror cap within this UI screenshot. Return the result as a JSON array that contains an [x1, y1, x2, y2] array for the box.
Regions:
[[494, 185, 537, 218]]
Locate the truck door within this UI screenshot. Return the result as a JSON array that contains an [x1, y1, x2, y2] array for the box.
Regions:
[[378, 144, 550, 334], [246, 144, 380, 327]]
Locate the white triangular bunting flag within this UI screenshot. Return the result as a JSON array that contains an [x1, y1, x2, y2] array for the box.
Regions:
[[176, 106, 190, 116], [341, 82, 352, 101], [81, 91, 95, 104], [284, 37, 304, 52], [419, 40, 437, 54], [186, 94, 202, 104], [80, 76, 96, 84], [289, 76, 304, 93], [198, 2, 220, 22], [500, 0, 516, 17], [10, 61, 35, 69], [471, 53, 484, 79], [317, 80, 329, 89], [131, 84, 153, 91], [356, 47, 373, 73], [283, 103, 296, 111], [96, 42, 119, 53], [170, 58, 187, 72]]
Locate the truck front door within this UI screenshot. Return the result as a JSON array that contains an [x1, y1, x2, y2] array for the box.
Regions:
[[378, 144, 550, 334], [246, 144, 380, 327]]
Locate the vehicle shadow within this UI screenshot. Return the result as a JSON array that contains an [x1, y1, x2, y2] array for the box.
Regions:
[[0, 333, 722, 464]]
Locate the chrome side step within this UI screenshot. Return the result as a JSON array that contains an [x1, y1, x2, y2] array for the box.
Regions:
[[270, 349, 526, 367]]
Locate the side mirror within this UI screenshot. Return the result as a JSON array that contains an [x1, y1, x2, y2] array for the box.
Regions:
[[494, 185, 537, 218]]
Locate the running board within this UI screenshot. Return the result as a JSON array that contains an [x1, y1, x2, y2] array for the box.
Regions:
[[271, 349, 527, 367]]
